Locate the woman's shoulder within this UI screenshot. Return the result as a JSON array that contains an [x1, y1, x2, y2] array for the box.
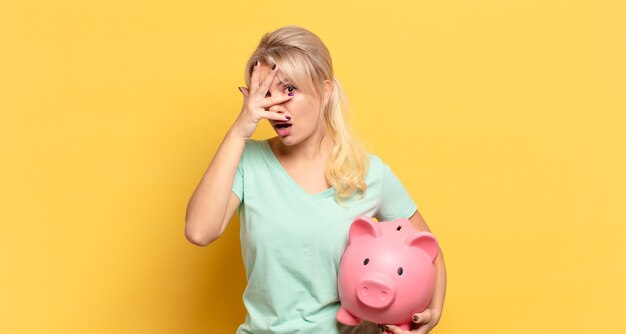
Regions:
[[242, 138, 268, 154], [367, 153, 387, 169], [244, 138, 265, 147], [365, 153, 387, 179], [238, 139, 270, 168]]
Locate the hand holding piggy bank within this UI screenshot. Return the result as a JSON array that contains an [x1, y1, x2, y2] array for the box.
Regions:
[[336, 216, 439, 331]]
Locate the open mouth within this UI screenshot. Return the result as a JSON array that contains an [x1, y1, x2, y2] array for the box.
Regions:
[[275, 123, 292, 129], [273, 122, 293, 136]]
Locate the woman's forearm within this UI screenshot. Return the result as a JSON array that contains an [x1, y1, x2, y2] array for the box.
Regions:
[[184, 128, 246, 245], [430, 249, 447, 319]]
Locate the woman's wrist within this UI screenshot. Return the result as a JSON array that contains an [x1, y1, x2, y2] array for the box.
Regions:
[[226, 125, 250, 143], [429, 308, 442, 325]]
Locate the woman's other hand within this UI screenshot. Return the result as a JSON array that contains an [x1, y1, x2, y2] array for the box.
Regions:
[[379, 308, 441, 334]]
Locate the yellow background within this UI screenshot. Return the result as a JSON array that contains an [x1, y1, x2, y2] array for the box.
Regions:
[[1, 0, 624, 333]]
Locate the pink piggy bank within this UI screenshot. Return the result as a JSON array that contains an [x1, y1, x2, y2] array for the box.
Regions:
[[337, 216, 439, 331]]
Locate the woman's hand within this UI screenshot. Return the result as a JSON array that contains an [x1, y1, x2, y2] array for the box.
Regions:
[[380, 308, 441, 334], [230, 60, 293, 140]]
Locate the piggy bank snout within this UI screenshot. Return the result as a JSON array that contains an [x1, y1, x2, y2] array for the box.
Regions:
[[356, 274, 396, 309]]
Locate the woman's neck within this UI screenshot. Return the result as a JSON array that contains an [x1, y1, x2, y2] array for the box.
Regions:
[[271, 132, 332, 163]]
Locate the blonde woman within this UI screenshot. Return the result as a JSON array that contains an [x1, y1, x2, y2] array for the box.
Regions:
[[185, 26, 446, 334]]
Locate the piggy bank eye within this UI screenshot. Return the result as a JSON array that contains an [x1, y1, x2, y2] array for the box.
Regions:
[[363, 258, 370, 265], [397, 267, 404, 276]]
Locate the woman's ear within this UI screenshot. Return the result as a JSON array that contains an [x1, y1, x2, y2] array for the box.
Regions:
[[323, 79, 332, 104]]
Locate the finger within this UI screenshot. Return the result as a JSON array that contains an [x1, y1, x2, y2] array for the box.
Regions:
[[256, 63, 279, 97], [259, 93, 293, 108], [260, 111, 291, 122], [250, 59, 260, 88], [238, 86, 249, 98], [413, 324, 433, 334], [412, 309, 432, 326]]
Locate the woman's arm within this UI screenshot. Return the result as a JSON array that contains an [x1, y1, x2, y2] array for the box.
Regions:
[[184, 131, 245, 246], [184, 61, 292, 246], [409, 210, 446, 327], [384, 210, 447, 334]]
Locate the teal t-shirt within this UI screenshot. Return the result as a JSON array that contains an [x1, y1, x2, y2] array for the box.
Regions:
[[232, 139, 417, 334]]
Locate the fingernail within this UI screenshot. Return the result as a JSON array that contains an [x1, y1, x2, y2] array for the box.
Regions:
[[285, 116, 291, 120], [412, 314, 419, 322], [288, 92, 295, 96], [272, 63, 277, 70]]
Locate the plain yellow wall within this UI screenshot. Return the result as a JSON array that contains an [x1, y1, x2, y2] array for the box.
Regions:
[[1, 0, 624, 333]]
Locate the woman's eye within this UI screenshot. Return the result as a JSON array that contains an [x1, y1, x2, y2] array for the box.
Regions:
[[284, 85, 295, 94]]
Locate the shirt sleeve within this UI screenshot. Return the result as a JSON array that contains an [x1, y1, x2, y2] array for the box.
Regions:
[[376, 162, 417, 221], [232, 154, 244, 200]]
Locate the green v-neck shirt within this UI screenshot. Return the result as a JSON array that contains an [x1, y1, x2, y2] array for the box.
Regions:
[[232, 139, 417, 334]]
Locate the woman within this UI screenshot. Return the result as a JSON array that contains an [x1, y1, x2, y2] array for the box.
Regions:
[[185, 26, 446, 334]]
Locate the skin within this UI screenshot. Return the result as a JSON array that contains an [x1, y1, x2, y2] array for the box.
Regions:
[[184, 60, 447, 333], [257, 61, 335, 194], [184, 60, 294, 246]]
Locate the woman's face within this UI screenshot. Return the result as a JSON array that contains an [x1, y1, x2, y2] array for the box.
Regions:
[[257, 62, 330, 147]]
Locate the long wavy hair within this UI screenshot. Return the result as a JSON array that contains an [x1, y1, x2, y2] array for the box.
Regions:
[[244, 26, 369, 203]]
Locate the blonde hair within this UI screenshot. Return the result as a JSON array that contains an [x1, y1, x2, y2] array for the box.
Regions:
[[244, 26, 369, 203]]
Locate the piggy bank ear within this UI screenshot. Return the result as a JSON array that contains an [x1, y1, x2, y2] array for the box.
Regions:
[[405, 233, 439, 262], [349, 216, 382, 243]]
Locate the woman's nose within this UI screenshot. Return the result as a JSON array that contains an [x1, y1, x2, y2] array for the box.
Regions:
[[268, 105, 283, 113]]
